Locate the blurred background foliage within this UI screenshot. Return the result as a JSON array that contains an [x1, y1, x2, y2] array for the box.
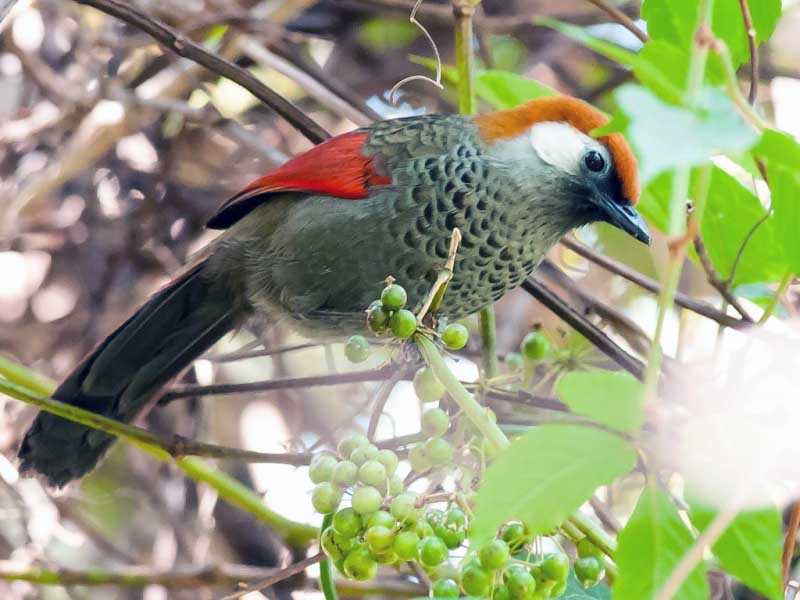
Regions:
[[0, 0, 799, 599]]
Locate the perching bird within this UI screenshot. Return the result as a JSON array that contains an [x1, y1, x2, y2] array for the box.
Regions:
[[18, 95, 649, 486]]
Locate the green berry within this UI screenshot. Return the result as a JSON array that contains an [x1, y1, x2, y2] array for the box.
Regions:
[[375, 549, 398, 564], [432, 578, 460, 598], [542, 553, 570, 581], [416, 520, 435, 538], [393, 530, 420, 560], [550, 579, 567, 597], [332, 460, 358, 486], [312, 482, 342, 514], [358, 460, 387, 487], [390, 309, 417, 339], [408, 444, 432, 472], [438, 527, 465, 549], [343, 545, 378, 581], [390, 493, 418, 523], [388, 474, 404, 495], [345, 335, 371, 363], [321, 526, 350, 560], [574, 556, 604, 587], [479, 539, 510, 571], [501, 522, 530, 553], [376, 449, 399, 476], [521, 332, 550, 361], [421, 408, 449, 438], [426, 508, 445, 527], [351, 486, 382, 515], [419, 535, 448, 566], [367, 301, 391, 333], [441, 323, 469, 350], [381, 283, 407, 311], [507, 566, 537, 600], [506, 352, 524, 372], [445, 508, 467, 530], [576, 538, 604, 559], [350, 443, 378, 466], [460, 565, 491, 597], [337, 434, 369, 459], [413, 367, 445, 403], [332, 507, 362, 538], [309, 454, 337, 483], [366, 510, 395, 529], [425, 437, 454, 465], [365, 525, 395, 553], [493, 584, 512, 600]]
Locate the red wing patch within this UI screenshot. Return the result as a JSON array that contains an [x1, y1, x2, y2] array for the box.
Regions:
[[207, 131, 391, 229]]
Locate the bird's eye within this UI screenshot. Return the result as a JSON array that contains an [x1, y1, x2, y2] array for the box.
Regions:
[[584, 151, 605, 173]]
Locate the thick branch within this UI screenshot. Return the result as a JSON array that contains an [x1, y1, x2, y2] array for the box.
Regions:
[[73, 0, 330, 144]]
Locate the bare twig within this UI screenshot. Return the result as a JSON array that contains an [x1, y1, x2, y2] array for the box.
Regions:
[[560, 237, 750, 330], [783, 502, 800, 586], [389, 0, 444, 103], [208, 342, 322, 363], [219, 552, 324, 600], [417, 228, 461, 322], [738, 0, 759, 104], [583, 0, 648, 43], [693, 236, 754, 322], [161, 364, 399, 402], [72, 0, 330, 144], [521, 277, 645, 379], [367, 370, 406, 440]]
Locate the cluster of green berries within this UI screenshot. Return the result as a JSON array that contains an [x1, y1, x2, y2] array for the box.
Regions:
[[505, 331, 551, 373], [344, 281, 470, 364]]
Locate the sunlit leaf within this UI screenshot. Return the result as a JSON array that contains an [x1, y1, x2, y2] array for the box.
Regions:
[[555, 369, 643, 432]]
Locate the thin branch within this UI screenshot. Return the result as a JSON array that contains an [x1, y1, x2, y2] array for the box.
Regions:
[[367, 370, 406, 440], [693, 236, 754, 322], [738, 0, 759, 104], [219, 552, 324, 600], [72, 0, 330, 144], [783, 501, 800, 586], [208, 342, 322, 363], [0, 561, 283, 588], [583, 0, 648, 43], [520, 278, 645, 380], [161, 364, 399, 402], [561, 237, 749, 330], [2, 379, 311, 465]]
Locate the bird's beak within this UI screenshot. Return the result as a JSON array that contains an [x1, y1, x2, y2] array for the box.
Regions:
[[596, 194, 651, 245]]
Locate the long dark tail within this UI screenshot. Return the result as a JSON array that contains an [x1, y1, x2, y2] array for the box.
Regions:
[[18, 260, 241, 487]]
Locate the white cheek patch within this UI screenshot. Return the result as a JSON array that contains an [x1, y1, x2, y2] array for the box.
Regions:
[[529, 122, 591, 175]]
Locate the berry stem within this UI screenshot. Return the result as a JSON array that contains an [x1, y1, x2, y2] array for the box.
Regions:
[[319, 514, 339, 600]]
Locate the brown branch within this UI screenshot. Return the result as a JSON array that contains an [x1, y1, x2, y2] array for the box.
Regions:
[[560, 237, 750, 330], [583, 0, 648, 43], [219, 552, 324, 600], [161, 364, 400, 402], [521, 277, 645, 379], [72, 0, 330, 144], [783, 501, 800, 586], [693, 236, 754, 322], [208, 342, 323, 363], [738, 0, 759, 104], [367, 370, 406, 440]]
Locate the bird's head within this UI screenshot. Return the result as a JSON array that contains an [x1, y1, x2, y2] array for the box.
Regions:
[[474, 96, 650, 245]]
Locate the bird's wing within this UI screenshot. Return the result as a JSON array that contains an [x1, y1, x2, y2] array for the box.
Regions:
[[206, 131, 391, 229]]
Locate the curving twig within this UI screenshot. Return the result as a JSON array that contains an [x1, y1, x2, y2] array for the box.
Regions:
[[389, 0, 444, 103], [738, 0, 759, 104], [583, 0, 648, 43], [693, 236, 754, 322]]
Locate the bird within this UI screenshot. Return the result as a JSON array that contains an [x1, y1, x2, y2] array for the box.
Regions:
[[18, 95, 650, 487]]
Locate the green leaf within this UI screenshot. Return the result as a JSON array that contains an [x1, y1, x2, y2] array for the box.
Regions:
[[610, 84, 759, 184], [615, 487, 709, 600], [475, 70, 557, 109], [690, 504, 783, 600], [358, 18, 420, 51], [470, 425, 635, 542], [754, 129, 800, 171], [642, 0, 782, 68], [553, 570, 611, 599], [767, 164, 800, 275], [699, 166, 786, 286], [555, 369, 643, 432]]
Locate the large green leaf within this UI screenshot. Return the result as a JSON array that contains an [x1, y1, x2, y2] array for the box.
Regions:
[[642, 0, 782, 68], [690, 504, 783, 600], [753, 129, 800, 170], [470, 425, 635, 543], [555, 370, 643, 432], [475, 70, 556, 110], [610, 84, 759, 184], [766, 164, 800, 275], [614, 487, 709, 600]]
